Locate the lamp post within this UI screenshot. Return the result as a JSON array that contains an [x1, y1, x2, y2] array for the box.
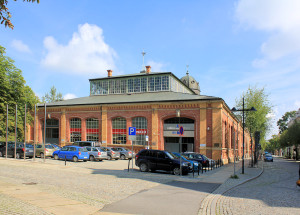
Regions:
[[176, 109, 182, 176], [231, 97, 256, 174]]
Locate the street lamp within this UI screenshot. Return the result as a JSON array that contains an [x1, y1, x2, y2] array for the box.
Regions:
[[231, 97, 256, 174]]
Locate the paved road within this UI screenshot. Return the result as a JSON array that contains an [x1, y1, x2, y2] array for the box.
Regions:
[[218, 157, 300, 215]]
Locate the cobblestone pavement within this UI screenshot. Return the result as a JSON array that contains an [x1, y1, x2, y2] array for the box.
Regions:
[[0, 192, 51, 215], [199, 157, 300, 215], [0, 157, 226, 214], [221, 158, 300, 215]]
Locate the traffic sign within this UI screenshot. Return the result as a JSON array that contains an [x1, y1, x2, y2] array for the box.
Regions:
[[179, 126, 184, 136], [129, 127, 136, 135]]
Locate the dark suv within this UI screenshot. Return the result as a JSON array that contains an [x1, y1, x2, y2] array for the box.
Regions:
[[135, 149, 191, 175], [0, 143, 34, 158]]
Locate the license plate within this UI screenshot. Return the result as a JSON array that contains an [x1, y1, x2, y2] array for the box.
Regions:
[[84, 157, 87, 158]]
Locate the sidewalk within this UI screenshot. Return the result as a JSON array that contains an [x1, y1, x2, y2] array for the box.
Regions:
[[198, 160, 263, 215]]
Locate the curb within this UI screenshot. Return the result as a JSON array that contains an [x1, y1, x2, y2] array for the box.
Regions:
[[199, 162, 264, 215]]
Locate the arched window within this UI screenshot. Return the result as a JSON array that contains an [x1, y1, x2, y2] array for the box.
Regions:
[[70, 118, 81, 142], [86, 118, 99, 141], [132, 117, 147, 145], [112, 117, 126, 144]]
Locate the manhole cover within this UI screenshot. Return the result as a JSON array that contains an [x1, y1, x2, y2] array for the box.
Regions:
[[23, 182, 37, 185]]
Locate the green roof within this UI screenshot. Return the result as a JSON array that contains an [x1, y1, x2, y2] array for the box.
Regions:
[[39, 92, 221, 107]]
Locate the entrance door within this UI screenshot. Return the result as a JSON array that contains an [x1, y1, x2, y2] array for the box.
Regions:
[[164, 137, 194, 153], [42, 119, 59, 144]]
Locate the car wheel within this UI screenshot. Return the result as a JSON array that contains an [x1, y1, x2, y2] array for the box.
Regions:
[[115, 158, 119, 160], [54, 154, 59, 160], [40, 152, 44, 159], [72, 156, 78, 162], [120, 155, 126, 160], [107, 155, 112, 160], [139, 163, 149, 172], [89, 155, 95, 161], [173, 167, 180, 175], [16, 153, 20, 159], [83, 160, 87, 162]]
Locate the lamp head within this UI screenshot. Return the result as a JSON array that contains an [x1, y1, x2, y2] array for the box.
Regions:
[[250, 107, 257, 111], [231, 107, 237, 111]]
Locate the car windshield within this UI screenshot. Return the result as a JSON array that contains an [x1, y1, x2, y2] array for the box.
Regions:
[[45, 145, 54, 149], [100, 147, 108, 152], [165, 151, 176, 159], [79, 147, 88, 152], [202, 154, 209, 160], [182, 155, 189, 159]]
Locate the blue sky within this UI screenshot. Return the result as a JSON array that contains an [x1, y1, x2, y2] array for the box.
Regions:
[[1, 0, 299, 138]]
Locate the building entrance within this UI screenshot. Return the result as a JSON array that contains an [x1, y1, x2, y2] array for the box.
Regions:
[[42, 119, 59, 144], [163, 117, 194, 153]]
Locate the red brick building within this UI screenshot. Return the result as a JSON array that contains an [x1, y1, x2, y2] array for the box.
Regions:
[[28, 66, 252, 163]]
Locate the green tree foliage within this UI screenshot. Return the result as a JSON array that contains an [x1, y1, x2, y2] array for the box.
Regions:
[[0, 45, 39, 141], [276, 111, 296, 134], [0, 0, 39, 29], [41, 86, 63, 103], [234, 85, 273, 144]]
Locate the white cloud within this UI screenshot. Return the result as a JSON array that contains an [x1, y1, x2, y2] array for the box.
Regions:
[[236, 0, 300, 62], [41, 23, 117, 76], [11, 39, 31, 53], [146, 60, 166, 72], [63, 93, 77, 100]]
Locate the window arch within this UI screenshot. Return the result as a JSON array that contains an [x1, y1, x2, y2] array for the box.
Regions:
[[70, 118, 81, 142], [86, 118, 99, 141], [112, 117, 126, 144], [132, 117, 147, 145]]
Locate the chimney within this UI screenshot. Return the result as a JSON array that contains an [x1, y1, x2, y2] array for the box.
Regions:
[[107, 70, 113, 77], [146, 66, 151, 74]]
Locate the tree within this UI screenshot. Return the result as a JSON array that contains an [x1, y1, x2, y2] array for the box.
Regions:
[[277, 111, 296, 134], [0, 0, 39, 29], [234, 85, 273, 144], [41, 86, 63, 103], [0, 45, 39, 141]]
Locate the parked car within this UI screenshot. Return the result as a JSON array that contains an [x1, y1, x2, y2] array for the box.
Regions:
[[73, 141, 101, 147], [53, 146, 89, 162], [85, 146, 108, 161], [100, 147, 120, 160], [135, 149, 191, 175], [182, 152, 210, 167], [264, 154, 273, 162], [201, 154, 216, 167], [111, 147, 135, 160], [0, 142, 34, 158], [172, 152, 201, 172], [49, 143, 61, 150], [35, 143, 57, 158]]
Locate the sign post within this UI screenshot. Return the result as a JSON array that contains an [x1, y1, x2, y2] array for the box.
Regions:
[[129, 127, 136, 170], [179, 126, 184, 176]]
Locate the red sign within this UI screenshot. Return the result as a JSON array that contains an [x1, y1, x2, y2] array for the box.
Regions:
[[112, 129, 126, 134], [136, 129, 147, 135], [70, 128, 81, 132], [86, 129, 99, 133]]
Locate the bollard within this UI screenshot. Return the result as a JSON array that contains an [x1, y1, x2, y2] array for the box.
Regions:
[[202, 165, 204, 173], [65, 155, 66, 166], [198, 163, 200, 175], [192, 163, 194, 178], [128, 158, 131, 172]]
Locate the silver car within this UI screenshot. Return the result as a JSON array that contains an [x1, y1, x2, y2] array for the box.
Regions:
[[85, 147, 108, 161], [101, 147, 120, 160], [111, 147, 135, 160]]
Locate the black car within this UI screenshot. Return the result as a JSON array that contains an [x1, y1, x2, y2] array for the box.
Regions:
[[0, 142, 34, 158], [135, 149, 191, 175], [182, 152, 210, 167]]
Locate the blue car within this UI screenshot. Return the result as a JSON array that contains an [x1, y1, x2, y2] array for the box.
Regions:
[[53, 146, 89, 162], [264, 154, 273, 162], [173, 152, 201, 172]]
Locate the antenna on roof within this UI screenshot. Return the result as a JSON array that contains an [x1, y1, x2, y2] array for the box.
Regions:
[[141, 49, 146, 72], [186, 65, 189, 75]]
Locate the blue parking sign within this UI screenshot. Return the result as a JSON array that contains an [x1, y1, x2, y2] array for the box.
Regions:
[[129, 127, 136, 135]]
